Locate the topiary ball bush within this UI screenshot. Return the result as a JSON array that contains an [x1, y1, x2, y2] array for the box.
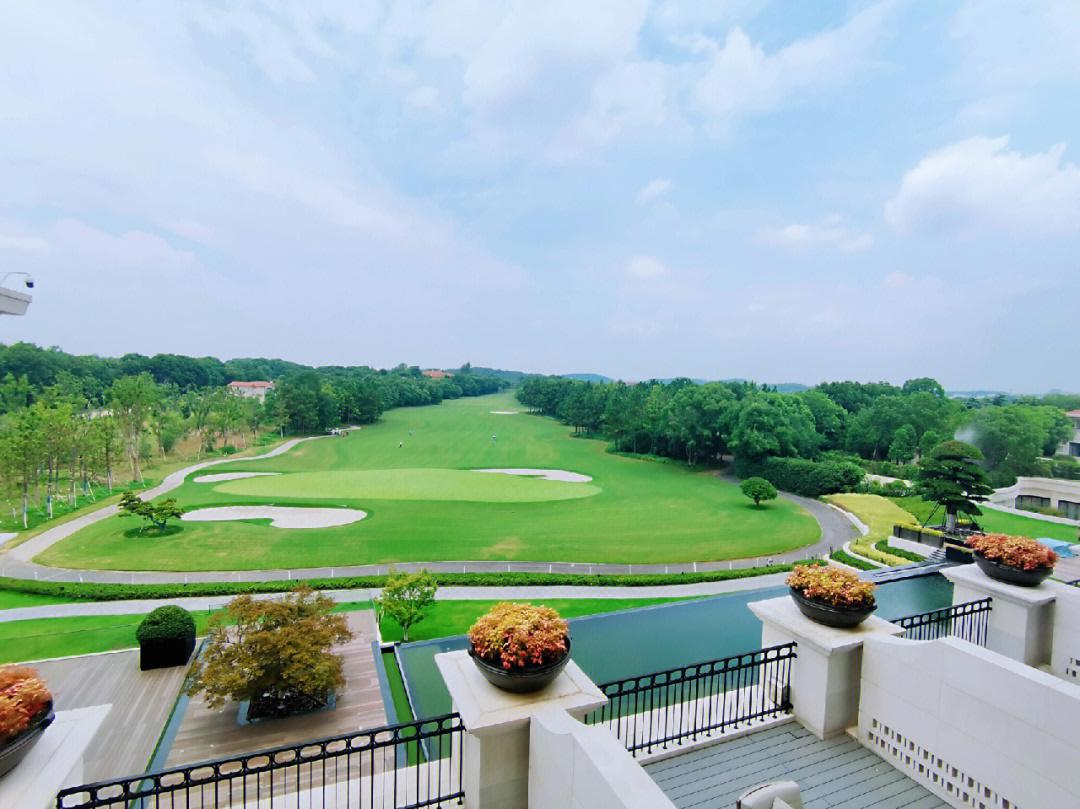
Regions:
[[137, 606, 196, 671]]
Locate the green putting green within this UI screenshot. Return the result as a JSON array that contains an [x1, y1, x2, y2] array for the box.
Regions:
[[214, 468, 600, 502], [39, 392, 821, 571]]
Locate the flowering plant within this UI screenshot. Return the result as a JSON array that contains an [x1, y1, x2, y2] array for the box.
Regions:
[[967, 533, 1057, 570], [787, 565, 876, 608], [467, 602, 569, 671], [0, 666, 52, 744]]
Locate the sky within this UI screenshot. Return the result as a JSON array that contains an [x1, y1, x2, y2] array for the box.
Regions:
[[1, 1, 1078, 392]]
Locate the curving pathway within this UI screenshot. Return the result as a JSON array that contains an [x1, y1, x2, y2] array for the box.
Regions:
[[0, 453, 850, 587]]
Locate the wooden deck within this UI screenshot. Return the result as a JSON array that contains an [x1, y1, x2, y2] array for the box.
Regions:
[[645, 723, 951, 809], [32, 648, 188, 781], [166, 610, 388, 768]]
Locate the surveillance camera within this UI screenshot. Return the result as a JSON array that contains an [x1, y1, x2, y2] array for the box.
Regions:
[[25, 277, 34, 289]]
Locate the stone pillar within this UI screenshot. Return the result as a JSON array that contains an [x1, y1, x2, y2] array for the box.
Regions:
[[943, 564, 1062, 667], [749, 596, 903, 740], [435, 650, 606, 809]]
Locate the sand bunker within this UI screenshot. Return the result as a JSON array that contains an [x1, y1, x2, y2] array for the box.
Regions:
[[472, 468, 593, 483], [490, 410, 519, 414], [192, 472, 281, 483], [181, 506, 366, 529]]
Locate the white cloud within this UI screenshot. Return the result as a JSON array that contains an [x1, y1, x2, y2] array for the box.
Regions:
[[636, 178, 673, 203], [693, 2, 897, 131], [624, 255, 668, 278], [885, 136, 1080, 240], [0, 234, 50, 252], [756, 214, 873, 253]]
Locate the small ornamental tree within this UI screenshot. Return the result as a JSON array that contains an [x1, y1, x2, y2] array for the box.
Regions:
[[915, 440, 993, 534], [185, 588, 353, 715], [740, 477, 778, 507], [119, 492, 184, 533], [376, 569, 437, 642]]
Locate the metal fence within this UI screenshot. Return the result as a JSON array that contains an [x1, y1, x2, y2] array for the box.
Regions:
[[56, 713, 465, 809], [585, 642, 796, 757], [895, 598, 992, 645]]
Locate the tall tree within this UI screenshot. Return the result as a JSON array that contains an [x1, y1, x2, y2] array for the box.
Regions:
[[915, 440, 992, 534], [109, 373, 157, 482]]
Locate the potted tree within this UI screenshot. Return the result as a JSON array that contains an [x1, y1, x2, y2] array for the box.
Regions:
[[787, 565, 877, 628], [185, 588, 354, 724], [137, 606, 196, 670], [967, 533, 1056, 587], [467, 603, 571, 693], [0, 666, 54, 779]]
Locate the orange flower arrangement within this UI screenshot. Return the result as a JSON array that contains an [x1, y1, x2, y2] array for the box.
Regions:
[[468, 602, 569, 671], [787, 565, 876, 608], [967, 533, 1057, 570], [0, 666, 52, 744]]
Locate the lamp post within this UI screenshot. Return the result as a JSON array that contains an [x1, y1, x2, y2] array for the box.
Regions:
[[0, 272, 34, 316]]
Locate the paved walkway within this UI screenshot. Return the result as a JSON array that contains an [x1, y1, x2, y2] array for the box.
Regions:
[[0, 573, 795, 623]]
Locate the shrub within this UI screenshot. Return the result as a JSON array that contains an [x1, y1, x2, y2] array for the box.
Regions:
[[185, 587, 353, 712], [966, 533, 1057, 570], [873, 539, 927, 563], [743, 457, 864, 498], [740, 477, 778, 506], [468, 603, 569, 671], [0, 665, 52, 743], [786, 565, 876, 608], [830, 550, 875, 571], [136, 605, 196, 643]]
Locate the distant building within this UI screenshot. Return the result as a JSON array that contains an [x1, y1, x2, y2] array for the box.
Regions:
[[1059, 409, 1080, 457], [422, 370, 453, 379], [227, 380, 275, 402]]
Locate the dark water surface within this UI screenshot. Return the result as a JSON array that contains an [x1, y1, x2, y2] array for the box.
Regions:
[[395, 574, 954, 720]]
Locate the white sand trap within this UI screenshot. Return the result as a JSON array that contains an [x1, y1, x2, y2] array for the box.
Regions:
[[192, 472, 281, 483], [490, 410, 519, 414], [181, 506, 366, 529], [472, 468, 592, 483]]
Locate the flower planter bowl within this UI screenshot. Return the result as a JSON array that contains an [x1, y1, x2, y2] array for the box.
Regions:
[[468, 637, 571, 694], [974, 553, 1053, 588], [790, 588, 875, 629], [139, 635, 195, 671], [0, 704, 54, 780]]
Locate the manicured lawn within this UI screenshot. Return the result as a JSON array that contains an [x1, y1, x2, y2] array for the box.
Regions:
[[890, 496, 1080, 544], [40, 393, 820, 570], [382, 652, 416, 722], [0, 590, 79, 610], [824, 493, 917, 566]]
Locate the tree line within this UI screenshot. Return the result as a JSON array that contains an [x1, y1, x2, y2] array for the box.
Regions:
[[517, 375, 1076, 490]]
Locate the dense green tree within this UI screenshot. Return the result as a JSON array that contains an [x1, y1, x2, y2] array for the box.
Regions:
[[731, 393, 819, 472], [915, 440, 992, 533], [888, 424, 917, 464], [740, 477, 778, 507], [797, 390, 846, 451], [109, 373, 157, 482]]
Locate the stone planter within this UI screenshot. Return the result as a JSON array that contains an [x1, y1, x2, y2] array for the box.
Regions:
[[468, 638, 571, 694], [974, 553, 1054, 588], [237, 690, 337, 726], [0, 704, 54, 780], [139, 635, 195, 671], [790, 588, 875, 629]]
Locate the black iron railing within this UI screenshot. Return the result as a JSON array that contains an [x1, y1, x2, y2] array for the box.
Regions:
[[56, 713, 465, 809], [895, 598, 992, 645], [585, 642, 796, 757]]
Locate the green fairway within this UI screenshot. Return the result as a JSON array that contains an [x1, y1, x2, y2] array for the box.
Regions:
[[890, 496, 1080, 544], [40, 392, 820, 571], [214, 468, 600, 502]]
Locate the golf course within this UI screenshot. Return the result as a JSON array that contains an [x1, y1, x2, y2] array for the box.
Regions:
[[36, 392, 821, 571]]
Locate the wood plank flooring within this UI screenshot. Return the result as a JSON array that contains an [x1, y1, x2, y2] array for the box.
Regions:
[[645, 723, 951, 809]]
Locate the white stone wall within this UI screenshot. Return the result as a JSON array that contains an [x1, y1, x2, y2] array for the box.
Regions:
[[529, 706, 676, 809], [1051, 584, 1080, 685], [859, 635, 1080, 808]]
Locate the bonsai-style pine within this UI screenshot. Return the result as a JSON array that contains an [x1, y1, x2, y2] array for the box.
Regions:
[[185, 588, 353, 718], [740, 477, 778, 507], [915, 440, 993, 534], [118, 491, 184, 534], [375, 569, 437, 642]]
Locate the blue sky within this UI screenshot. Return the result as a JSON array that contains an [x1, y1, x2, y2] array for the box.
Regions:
[[1, 1, 1078, 391]]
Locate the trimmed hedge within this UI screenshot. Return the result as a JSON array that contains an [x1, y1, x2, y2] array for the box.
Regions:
[[830, 550, 876, 571], [873, 539, 927, 564], [136, 606, 196, 643], [0, 561, 826, 603], [740, 457, 863, 499]]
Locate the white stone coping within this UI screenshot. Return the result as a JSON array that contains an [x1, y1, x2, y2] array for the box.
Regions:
[[0, 704, 110, 809], [749, 596, 903, 656], [943, 563, 1063, 606], [435, 650, 606, 736]]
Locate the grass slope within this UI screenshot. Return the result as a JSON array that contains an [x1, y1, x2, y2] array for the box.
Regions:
[[824, 493, 915, 566], [40, 393, 819, 570]]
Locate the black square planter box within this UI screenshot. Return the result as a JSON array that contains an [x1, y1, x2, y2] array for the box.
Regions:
[[140, 636, 195, 670]]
